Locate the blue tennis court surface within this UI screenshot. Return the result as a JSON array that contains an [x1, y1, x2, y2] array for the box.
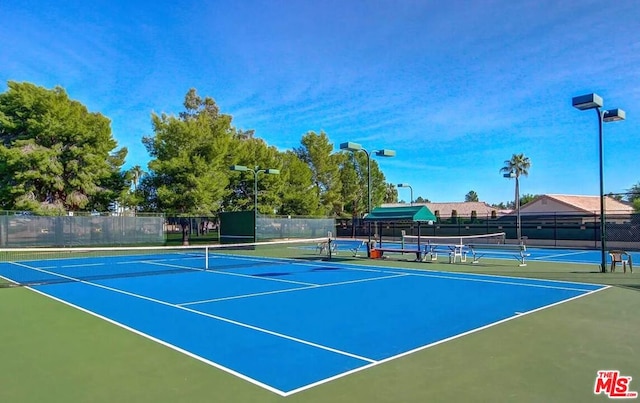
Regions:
[[0, 249, 607, 396], [332, 238, 639, 266]]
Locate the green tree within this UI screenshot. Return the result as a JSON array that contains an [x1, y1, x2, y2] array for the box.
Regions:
[[294, 131, 342, 215], [277, 151, 320, 216], [626, 183, 640, 203], [500, 153, 531, 240], [339, 151, 365, 217], [0, 81, 127, 213], [415, 196, 431, 203], [225, 136, 283, 215], [491, 202, 508, 209], [519, 193, 538, 206], [338, 148, 392, 216], [627, 183, 640, 213], [369, 159, 389, 210], [142, 89, 235, 244], [465, 190, 479, 202]]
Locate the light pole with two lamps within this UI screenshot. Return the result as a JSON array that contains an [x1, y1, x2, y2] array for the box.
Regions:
[[339, 142, 395, 244], [397, 183, 414, 206], [230, 165, 280, 242], [572, 93, 625, 273]]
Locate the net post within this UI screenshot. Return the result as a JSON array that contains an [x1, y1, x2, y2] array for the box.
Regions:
[[205, 246, 209, 270]]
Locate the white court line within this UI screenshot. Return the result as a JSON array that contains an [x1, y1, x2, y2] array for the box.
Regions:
[[8, 261, 377, 363], [115, 256, 202, 265], [140, 260, 206, 273], [282, 285, 611, 396], [210, 252, 336, 276], [204, 266, 317, 286], [390, 270, 598, 292], [60, 263, 105, 268], [6, 254, 611, 396], [206, 254, 602, 293], [331, 264, 599, 293], [179, 273, 410, 306], [142, 259, 318, 286], [21, 284, 288, 396], [211, 250, 602, 291], [329, 258, 607, 288], [531, 250, 592, 260]]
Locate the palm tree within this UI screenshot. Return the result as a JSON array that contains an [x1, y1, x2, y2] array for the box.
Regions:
[[384, 183, 398, 203], [500, 154, 531, 241], [125, 165, 145, 213], [129, 165, 144, 191]]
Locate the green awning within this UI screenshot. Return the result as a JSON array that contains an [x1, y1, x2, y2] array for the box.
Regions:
[[363, 206, 437, 222]]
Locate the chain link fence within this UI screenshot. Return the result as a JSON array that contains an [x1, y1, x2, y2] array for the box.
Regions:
[[257, 216, 335, 241], [336, 211, 640, 250], [0, 211, 165, 247]]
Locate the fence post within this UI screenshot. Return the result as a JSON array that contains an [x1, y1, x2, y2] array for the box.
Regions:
[[0, 213, 7, 246]]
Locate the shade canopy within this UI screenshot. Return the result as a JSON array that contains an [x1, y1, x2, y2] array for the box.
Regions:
[[363, 206, 437, 222]]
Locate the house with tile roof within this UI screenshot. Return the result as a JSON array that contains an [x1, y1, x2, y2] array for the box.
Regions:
[[382, 201, 499, 220], [384, 195, 634, 223], [517, 194, 633, 215], [504, 194, 635, 227]]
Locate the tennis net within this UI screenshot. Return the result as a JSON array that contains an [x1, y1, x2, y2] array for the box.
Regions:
[[0, 237, 329, 287], [402, 232, 506, 246]]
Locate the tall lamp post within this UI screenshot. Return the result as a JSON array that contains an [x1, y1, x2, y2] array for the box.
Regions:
[[397, 183, 414, 206], [339, 142, 395, 243], [503, 172, 521, 242], [572, 93, 625, 273], [230, 165, 280, 241]]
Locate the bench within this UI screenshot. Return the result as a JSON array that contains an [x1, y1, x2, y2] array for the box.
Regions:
[[422, 243, 467, 263], [467, 243, 529, 266], [372, 247, 423, 261]]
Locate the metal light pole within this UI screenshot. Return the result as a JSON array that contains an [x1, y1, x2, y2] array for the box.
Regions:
[[572, 93, 625, 273], [339, 142, 395, 244], [397, 183, 414, 206], [230, 165, 280, 242], [503, 172, 521, 242]]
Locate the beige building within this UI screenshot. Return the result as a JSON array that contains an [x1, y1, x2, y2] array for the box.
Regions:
[[517, 194, 633, 216], [384, 194, 634, 221]]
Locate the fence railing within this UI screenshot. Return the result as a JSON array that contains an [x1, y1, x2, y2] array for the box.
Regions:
[[335, 212, 640, 250], [0, 211, 165, 247]]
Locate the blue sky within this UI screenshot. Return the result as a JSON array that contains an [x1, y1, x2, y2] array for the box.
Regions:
[[1, 0, 639, 205]]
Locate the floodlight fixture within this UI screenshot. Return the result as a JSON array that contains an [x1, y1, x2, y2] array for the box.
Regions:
[[572, 93, 604, 110], [339, 142, 363, 152], [397, 183, 414, 206], [375, 149, 396, 157], [340, 140, 396, 244], [572, 92, 626, 273]]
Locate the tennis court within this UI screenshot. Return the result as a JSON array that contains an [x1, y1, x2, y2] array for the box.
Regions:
[[332, 236, 638, 267], [0, 240, 607, 396]]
